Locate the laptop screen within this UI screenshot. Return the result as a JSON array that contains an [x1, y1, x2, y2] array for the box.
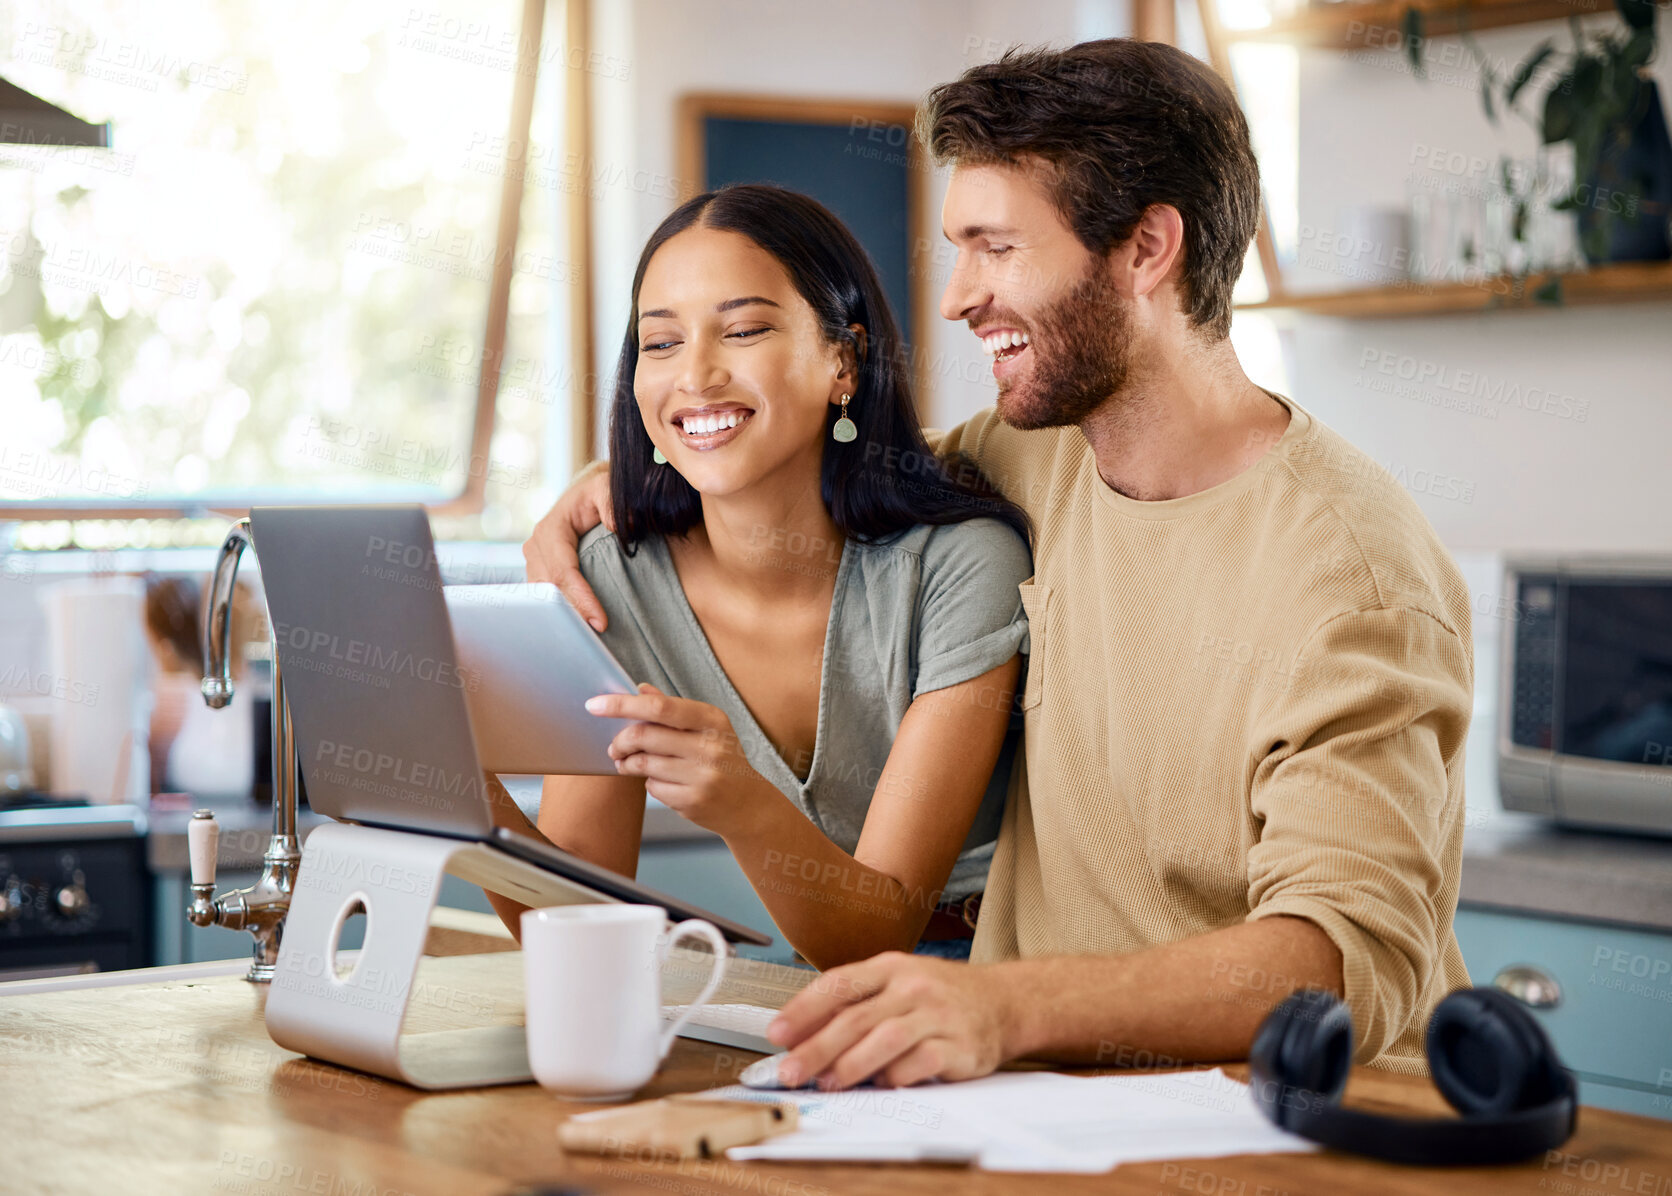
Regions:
[[248, 505, 495, 839]]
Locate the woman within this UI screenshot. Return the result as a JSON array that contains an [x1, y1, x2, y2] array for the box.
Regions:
[[492, 184, 1030, 969]]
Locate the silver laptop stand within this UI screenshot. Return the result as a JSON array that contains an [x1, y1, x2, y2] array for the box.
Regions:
[[264, 822, 610, 1089]]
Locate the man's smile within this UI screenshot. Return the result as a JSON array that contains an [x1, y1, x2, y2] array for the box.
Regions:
[[976, 327, 1031, 379]]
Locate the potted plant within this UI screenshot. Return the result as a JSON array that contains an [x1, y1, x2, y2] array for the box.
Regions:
[[1403, 0, 1672, 267]]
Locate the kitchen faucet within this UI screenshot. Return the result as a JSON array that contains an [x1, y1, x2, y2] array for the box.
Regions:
[[184, 517, 301, 982]]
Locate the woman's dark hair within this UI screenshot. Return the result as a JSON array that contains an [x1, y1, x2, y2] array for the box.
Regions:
[[609, 183, 1029, 551], [919, 39, 1260, 340], [144, 574, 203, 673]]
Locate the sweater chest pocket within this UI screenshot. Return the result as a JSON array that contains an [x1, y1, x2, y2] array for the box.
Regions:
[[1018, 578, 1050, 710]]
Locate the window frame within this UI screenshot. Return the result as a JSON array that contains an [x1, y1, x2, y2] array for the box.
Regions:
[[1, 0, 591, 522]]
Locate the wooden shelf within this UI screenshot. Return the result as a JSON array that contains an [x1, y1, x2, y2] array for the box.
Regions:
[[1238, 260, 1672, 316], [1227, 0, 1612, 49]]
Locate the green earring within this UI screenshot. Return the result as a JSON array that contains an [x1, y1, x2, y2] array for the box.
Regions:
[[652, 446, 668, 465], [832, 394, 857, 443]]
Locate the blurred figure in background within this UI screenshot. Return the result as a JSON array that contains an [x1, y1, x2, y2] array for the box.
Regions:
[[144, 574, 260, 802]]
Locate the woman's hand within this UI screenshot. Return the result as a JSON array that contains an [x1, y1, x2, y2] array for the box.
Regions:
[[522, 461, 614, 630], [586, 684, 776, 836]]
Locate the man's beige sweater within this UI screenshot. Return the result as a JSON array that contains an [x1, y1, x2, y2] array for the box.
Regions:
[[941, 395, 1474, 1073]]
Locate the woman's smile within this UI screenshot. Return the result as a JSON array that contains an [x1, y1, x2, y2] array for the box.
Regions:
[[671, 404, 756, 451]]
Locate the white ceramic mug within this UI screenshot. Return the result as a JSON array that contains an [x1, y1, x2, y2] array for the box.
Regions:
[[521, 904, 727, 1100]]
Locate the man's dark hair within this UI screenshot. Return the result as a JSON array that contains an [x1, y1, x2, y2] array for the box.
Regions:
[[919, 39, 1261, 340]]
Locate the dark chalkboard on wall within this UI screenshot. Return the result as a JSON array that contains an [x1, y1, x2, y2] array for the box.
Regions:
[[677, 95, 928, 406]]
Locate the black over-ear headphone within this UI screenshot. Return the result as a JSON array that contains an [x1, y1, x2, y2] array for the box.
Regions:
[[1248, 987, 1578, 1166]]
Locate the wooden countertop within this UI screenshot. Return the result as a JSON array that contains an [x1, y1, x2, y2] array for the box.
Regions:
[[4, 922, 1672, 1195]]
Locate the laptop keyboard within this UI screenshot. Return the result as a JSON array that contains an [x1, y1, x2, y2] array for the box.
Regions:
[[662, 1002, 779, 1054]]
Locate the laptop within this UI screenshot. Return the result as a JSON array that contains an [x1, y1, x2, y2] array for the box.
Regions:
[[246, 504, 771, 947]]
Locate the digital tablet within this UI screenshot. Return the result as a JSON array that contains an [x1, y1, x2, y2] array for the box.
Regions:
[[445, 582, 639, 775]]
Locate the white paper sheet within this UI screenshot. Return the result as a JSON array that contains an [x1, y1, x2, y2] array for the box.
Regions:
[[717, 1068, 1319, 1173]]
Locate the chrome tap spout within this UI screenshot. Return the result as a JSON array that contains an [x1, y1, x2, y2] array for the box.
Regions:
[[187, 517, 301, 982]]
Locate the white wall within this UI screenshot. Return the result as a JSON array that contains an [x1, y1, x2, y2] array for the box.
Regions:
[[584, 0, 1097, 444], [1278, 304, 1672, 554], [1273, 24, 1672, 554]]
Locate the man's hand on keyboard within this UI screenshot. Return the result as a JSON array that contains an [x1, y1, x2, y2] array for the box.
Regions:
[[764, 952, 1021, 1090]]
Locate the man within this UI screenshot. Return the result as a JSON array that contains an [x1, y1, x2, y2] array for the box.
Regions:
[[523, 39, 1473, 1087]]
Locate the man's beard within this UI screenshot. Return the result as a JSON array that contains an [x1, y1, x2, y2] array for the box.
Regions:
[[995, 260, 1132, 431]]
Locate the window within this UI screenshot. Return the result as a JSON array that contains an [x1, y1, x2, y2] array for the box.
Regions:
[[0, 0, 578, 543], [1175, 0, 1298, 395]]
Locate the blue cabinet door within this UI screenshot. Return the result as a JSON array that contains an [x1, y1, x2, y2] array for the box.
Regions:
[[1454, 905, 1672, 1120]]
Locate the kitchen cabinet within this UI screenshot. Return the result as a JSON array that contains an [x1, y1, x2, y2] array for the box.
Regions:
[[1454, 905, 1672, 1120]]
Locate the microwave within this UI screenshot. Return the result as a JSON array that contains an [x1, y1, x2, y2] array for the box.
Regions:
[[1499, 558, 1672, 836]]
